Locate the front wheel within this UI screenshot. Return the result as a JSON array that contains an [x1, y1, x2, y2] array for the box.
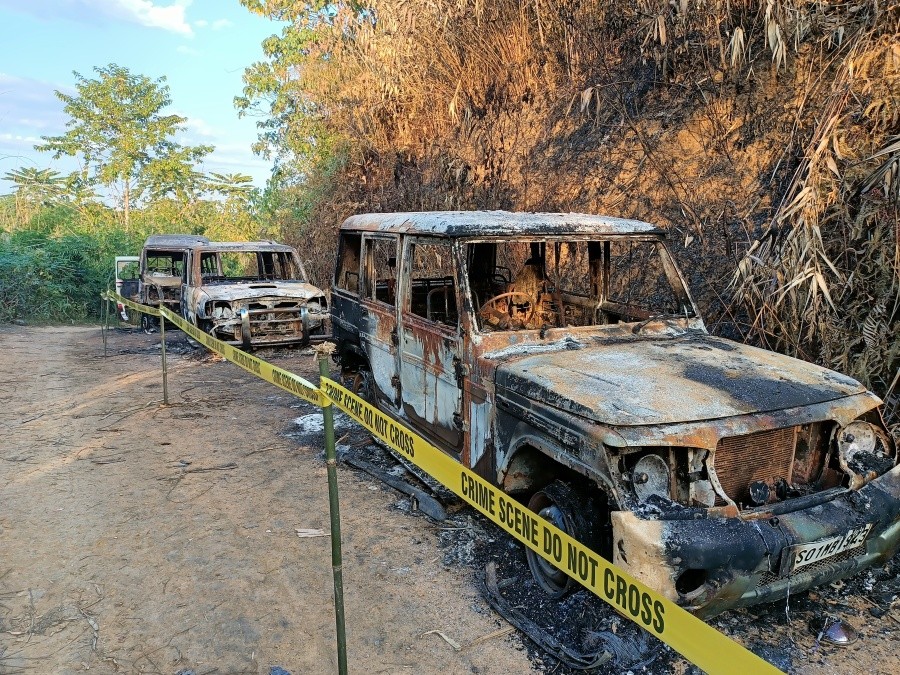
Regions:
[[526, 481, 601, 598]]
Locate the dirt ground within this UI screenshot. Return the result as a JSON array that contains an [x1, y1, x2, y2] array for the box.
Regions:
[[1, 324, 899, 675]]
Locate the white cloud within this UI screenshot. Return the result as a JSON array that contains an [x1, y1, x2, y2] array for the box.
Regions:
[[0, 74, 70, 130], [180, 116, 217, 138], [0, 132, 43, 145], [0, 0, 194, 36], [176, 44, 200, 56], [191, 17, 231, 31], [110, 0, 193, 36]]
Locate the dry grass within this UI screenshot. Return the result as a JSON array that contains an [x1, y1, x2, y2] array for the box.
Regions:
[[244, 0, 900, 419]]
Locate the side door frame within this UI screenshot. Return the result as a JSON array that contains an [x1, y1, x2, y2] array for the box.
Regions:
[[396, 235, 465, 451], [359, 232, 402, 410]]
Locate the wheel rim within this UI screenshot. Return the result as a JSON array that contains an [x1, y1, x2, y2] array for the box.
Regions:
[[526, 490, 576, 597], [532, 504, 569, 589]]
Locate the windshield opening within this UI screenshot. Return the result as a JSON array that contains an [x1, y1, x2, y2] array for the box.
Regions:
[[466, 238, 693, 333], [200, 250, 305, 283], [145, 251, 184, 278]]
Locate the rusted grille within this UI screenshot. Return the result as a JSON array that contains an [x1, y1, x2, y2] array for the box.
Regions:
[[755, 545, 864, 588], [714, 427, 796, 505]]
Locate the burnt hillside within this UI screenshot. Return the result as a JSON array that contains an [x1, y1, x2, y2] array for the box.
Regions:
[[246, 1, 899, 417]]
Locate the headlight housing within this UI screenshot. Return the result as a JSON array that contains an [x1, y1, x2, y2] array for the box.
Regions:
[[206, 301, 233, 320], [632, 454, 670, 503], [836, 420, 895, 488]]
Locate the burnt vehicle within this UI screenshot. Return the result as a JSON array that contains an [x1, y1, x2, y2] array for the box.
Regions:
[[138, 235, 208, 318], [330, 210, 899, 618], [114, 255, 139, 321], [180, 240, 329, 348]]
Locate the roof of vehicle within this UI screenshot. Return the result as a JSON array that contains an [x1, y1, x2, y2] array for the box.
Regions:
[[340, 211, 665, 238], [144, 234, 211, 249], [198, 241, 297, 253]]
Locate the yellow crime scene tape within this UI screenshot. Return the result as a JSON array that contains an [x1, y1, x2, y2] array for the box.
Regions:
[[103, 291, 160, 317], [102, 290, 782, 674], [320, 377, 782, 675], [103, 291, 321, 406], [159, 307, 324, 407]]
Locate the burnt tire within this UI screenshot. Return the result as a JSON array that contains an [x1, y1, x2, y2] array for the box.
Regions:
[[526, 480, 600, 598], [141, 315, 158, 332]]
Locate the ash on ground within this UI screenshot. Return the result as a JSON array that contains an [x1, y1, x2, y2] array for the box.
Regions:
[[329, 436, 900, 673]]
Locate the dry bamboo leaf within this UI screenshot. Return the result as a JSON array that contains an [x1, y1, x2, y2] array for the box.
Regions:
[[580, 87, 593, 113], [814, 272, 837, 311], [422, 629, 461, 651], [729, 27, 746, 70], [296, 528, 328, 538]]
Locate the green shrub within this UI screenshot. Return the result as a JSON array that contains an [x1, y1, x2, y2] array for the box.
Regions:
[[0, 220, 144, 322]]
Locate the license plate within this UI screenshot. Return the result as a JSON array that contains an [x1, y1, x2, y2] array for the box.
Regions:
[[786, 524, 873, 574]]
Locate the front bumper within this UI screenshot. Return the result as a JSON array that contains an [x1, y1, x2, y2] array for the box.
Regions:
[[612, 464, 900, 619], [210, 309, 329, 348]]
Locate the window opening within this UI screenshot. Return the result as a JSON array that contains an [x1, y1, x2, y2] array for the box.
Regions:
[[367, 238, 398, 306], [469, 238, 690, 332], [408, 241, 457, 327], [337, 233, 362, 293], [145, 251, 184, 277]]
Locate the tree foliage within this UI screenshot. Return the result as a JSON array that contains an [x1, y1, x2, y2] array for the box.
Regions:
[[35, 64, 213, 224], [238, 1, 900, 411], [2, 168, 67, 219]]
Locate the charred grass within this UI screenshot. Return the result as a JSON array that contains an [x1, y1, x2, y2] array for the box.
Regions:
[[326, 434, 899, 674]]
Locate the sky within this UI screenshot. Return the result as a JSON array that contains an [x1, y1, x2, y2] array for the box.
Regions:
[[0, 0, 284, 194]]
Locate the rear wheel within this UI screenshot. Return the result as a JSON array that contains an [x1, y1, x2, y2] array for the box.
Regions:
[[526, 480, 601, 598], [141, 315, 159, 332]]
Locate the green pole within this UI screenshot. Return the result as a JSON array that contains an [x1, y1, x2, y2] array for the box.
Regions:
[[318, 348, 348, 675], [159, 310, 169, 405], [101, 293, 108, 357]]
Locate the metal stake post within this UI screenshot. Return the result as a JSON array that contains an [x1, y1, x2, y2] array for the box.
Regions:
[[101, 293, 108, 357], [159, 311, 169, 405], [317, 348, 348, 675]]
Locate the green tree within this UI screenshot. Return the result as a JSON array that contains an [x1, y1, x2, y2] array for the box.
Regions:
[[2, 167, 67, 220], [235, 1, 341, 169], [206, 172, 255, 200], [35, 64, 213, 225]]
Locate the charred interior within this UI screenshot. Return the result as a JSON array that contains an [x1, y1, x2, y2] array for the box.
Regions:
[[142, 249, 186, 312], [466, 237, 694, 332]]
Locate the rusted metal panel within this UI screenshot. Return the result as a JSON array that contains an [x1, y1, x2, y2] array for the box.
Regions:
[[360, 298, 399, 407], [398, 313, 463, 448], [493, 335, 866, 427], [177, 238, 329, 347], [341, 211, 663, 238], [331, 211, 900, 619]]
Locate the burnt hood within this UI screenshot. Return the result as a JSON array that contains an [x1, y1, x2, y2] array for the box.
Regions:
[[493, 335, 868, 427], [201, 281, 325, 302]]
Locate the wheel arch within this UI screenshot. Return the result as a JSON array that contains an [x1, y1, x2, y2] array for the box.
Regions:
[[499, 436, 614, 500]]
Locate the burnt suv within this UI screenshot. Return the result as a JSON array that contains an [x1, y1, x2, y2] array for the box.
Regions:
[[179, 240, 329, 348], [330, 211, 899, 618], [138, 234, 209, 320]]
